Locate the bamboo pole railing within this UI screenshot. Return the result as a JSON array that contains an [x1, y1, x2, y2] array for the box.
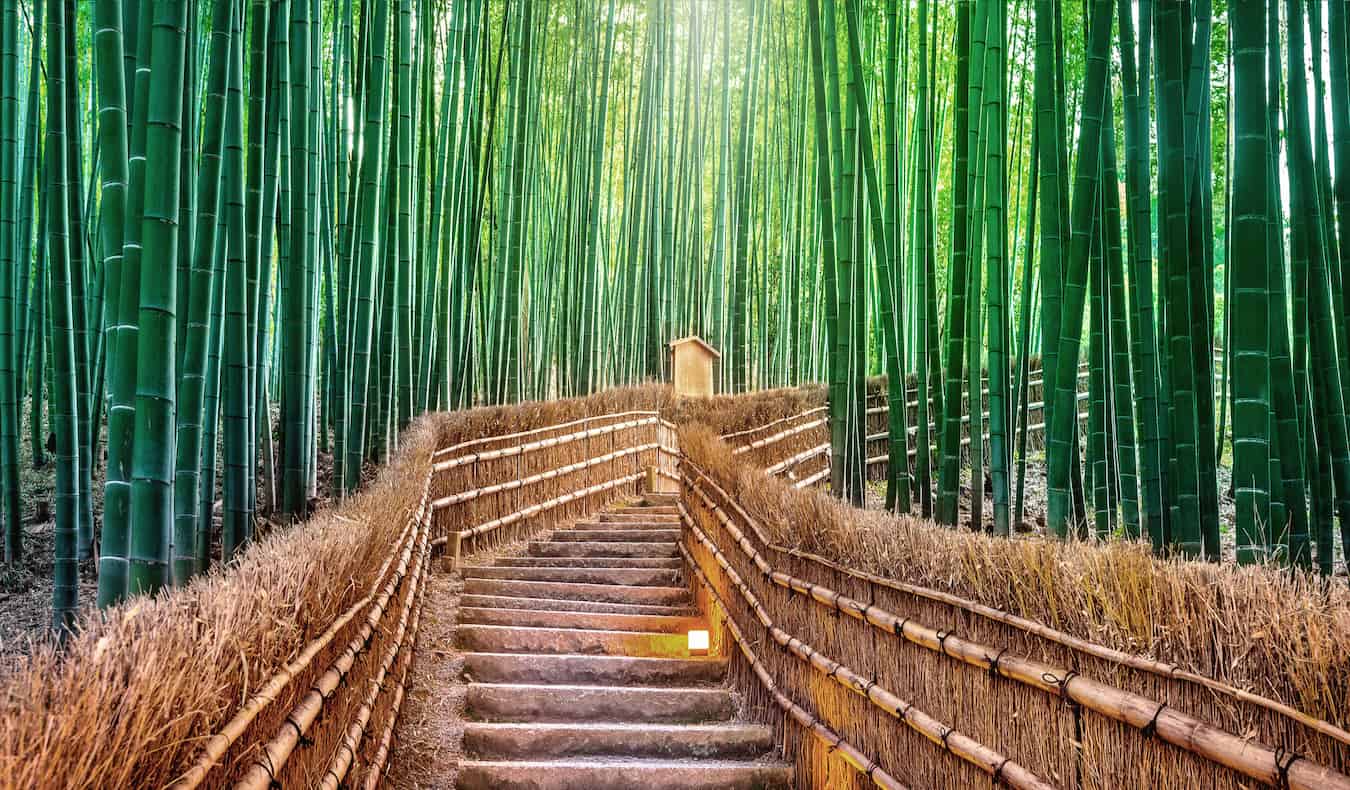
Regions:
[[432, 410, 661, 460], [171, 461, 435, 790], [681, 504, 1053, 790], [432, 409, 668, 564], [684, 466, 1350, 790], [235, 508, 429, 790], [679, 544, 909, 790], [701, 462, 1350, 749]]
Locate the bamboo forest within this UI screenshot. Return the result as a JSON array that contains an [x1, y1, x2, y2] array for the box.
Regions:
[[6, 1, 1350, 787]]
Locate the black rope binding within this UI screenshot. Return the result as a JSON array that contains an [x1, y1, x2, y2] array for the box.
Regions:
[[1274, 746, 1302, 790], [992, 757, 1012, 786], [261, 750, 281, 790], [940, 726, 956, 753], [987, 647, 1010, 680], [1041, 670, 1080, 707], [894, 617, 910, 638], [1140, 702, 1166, 740], [936, 630, 953, 658]]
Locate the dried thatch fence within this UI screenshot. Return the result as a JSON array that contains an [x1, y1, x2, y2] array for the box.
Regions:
[[679, 425, 1350, 789], [725, 362, 1093, 486]]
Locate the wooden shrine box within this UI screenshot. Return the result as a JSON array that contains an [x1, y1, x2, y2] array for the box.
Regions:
[[668, 336, 720, 398]]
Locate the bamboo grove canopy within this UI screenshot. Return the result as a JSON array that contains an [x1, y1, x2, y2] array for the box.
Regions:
[[0, 0, 1348, 634]]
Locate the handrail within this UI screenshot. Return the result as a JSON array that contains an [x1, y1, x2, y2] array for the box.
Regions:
[[680, 504, 1050, 790], [432, 410, 660, 460], [679, 544, 908, 790], [433, 416, 658, 472], [432, 443, 656, 509], [686, 463, 1350, 772]]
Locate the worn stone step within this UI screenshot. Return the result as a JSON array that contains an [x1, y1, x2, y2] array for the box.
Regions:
[[467, 683, 736, 724], [457, 758, 792, 790], [463, 722, 776, 760], [459, 594, 696, 617], [460, 607, 702, 634], [552, 529, 682, 543], [599, 511, 679, 522], [640, 494, 679, 506], [493, 555, 684, 570], [572, 518, 681, 529], [528, 540, 678, 559], [463, 565, 681, 587], [457, 624, 695, 656], [462, 652, 727, 685], [463, 578, 689, 606]]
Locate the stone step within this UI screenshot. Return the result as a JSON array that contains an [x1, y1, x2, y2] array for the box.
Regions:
[[528, 540, 679, 559], [459, 594, 696, 617], [572, 519, 681, 530], [463, 722, 776, 760], [457, 624, 694, 656], [462, 653, 727, 686], [467, 683, 736, 724], [463, 565, 681, 587], [617, 503, 678, 514], [598, 511, 679, 522], [463, 578, 690, 606], [640, 494, 679, 506], [459, 607, 702, 634], [552, 529, 681, 543], [457, 758, 792, 790], [493, 556, 683, 570]]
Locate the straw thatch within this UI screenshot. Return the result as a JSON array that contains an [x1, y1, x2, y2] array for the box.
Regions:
[[0, 417, 440, 789]]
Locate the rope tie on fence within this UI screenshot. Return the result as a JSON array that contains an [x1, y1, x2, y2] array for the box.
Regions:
[[987, 647, 1009, 680], [864, 758, 882, 781], [992, 757, 1012, 786], [1274, 746, 1303, 790], [936, 629, 953, 658], [1041, 670, 1080, 707], [893, 617, 910, 638], [939, 726, 956, 753], [1141, 702, 1167, 740], [260, 750, 281, 790]]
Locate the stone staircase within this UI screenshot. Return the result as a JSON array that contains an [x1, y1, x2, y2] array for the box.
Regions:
[[455, 493, 793, 789]]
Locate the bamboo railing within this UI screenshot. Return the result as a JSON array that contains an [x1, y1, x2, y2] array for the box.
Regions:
[[172, 458, 435, 790], [724, 363, 1096, 485], [679, 459, 1350, 790], [429, 410, 677, 564]]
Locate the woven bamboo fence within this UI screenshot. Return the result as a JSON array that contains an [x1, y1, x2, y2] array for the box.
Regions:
[[429, 410, 678, 563], [678, 456, 1350, 790]]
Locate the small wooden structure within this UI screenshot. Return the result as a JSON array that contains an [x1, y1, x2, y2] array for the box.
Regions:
[[669, 335, 720, 398]]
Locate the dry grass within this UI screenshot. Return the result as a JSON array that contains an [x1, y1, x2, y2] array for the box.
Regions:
[[0, 418, 440, 789], [679, 424, 1350, 787]]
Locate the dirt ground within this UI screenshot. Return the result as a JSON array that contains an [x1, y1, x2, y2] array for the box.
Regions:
[[384, 534, 536, 790]]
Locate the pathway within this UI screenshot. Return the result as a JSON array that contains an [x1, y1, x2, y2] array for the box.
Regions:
[[453, 493, 792, 789]]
